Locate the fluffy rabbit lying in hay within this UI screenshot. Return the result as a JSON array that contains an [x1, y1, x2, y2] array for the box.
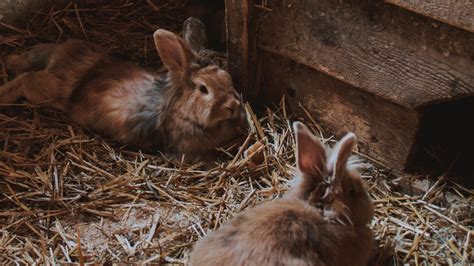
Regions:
[[0, 18, 245, 162]]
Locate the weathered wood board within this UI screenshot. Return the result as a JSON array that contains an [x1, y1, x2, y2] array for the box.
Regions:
[[224, 0, 259, 99], [256, 0, 474, 109], [226, 0, 474, 175], [259, 52, 420, 170], [385, 0, 474, 33]]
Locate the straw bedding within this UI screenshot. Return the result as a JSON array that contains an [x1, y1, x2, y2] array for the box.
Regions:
[[0, 1, 472, 265]]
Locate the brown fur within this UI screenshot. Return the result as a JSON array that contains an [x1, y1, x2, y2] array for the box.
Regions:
[[189, 122, 374, 266], [0, 22, 244, 162]]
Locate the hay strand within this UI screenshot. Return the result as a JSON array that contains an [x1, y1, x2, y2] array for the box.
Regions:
[[0, 1, 472, 265]]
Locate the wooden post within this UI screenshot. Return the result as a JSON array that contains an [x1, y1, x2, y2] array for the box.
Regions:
[[225, 0, 257, 98]]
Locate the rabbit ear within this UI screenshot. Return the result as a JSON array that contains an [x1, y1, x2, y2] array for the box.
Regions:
[[154, 29, 195, 77], [182, 17, 208, 53], [293, 122, 327, 176], [329, 132, 356, 181]]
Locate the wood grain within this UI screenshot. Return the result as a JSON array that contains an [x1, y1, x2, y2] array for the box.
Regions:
[[256, 0, 474, 109], [259, 52, 420, 170], [385, 0, 474, 33], [225, 0, 258, 97]]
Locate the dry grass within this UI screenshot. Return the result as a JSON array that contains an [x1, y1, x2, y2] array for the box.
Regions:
[[0, 0, 189, 68], [0, 1, 473, 265]]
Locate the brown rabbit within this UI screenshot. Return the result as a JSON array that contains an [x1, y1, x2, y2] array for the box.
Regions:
[[188, 122, 374, 266], [0, 22, 245, 162]]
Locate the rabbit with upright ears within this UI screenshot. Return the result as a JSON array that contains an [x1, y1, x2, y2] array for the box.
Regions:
[[189, 121, 374, 266], [0, 18, 245, 162]]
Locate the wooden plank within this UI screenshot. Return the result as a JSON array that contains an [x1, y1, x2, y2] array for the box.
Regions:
[[224, 0, 258, 97], [256, 0, 474, 109], [258, 52, 420, 170], [385, 0, 474, 33]]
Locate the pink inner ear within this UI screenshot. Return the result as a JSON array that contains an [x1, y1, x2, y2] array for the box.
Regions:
[[295, 123, 326, 175], [331, 132, 356, 179], [160, 38, 186, 71], [154, 32, 192, 75], [299, 155, 317, 173]]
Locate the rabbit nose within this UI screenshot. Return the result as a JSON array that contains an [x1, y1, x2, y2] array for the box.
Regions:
[[225, 99, 241, 116]]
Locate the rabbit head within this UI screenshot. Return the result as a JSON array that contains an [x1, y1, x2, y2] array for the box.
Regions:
[[291, 122, 374, 227], [153, 29, 244, 133]]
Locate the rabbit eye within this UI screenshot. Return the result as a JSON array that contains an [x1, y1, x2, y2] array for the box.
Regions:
[[198, 85, 209, 94]]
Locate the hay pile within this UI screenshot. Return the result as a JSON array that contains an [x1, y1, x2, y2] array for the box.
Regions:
[[0, 1, 472, 265], [0, 0, 189, 68]]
